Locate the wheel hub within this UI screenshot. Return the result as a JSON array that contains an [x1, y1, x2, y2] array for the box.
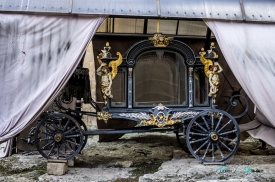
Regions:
[[210, 133, 219, 141], [54, 133, 63, 142]]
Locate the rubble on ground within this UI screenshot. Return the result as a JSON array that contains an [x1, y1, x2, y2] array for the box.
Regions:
[[1, 133, 275, 182]]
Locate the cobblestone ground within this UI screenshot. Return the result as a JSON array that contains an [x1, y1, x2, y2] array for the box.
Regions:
[[1, 133, 275, 182]]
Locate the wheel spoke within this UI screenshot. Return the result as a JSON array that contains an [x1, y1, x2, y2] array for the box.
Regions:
[[63, 120, 70, 132], [190, 132, 208, 136], [58, 119, 62, 129], [65, 134, 81, 138], [212, 143, 215, 162], [211, 113, 214, 130], [216, 143, 225, 160], [190, 137, 208, 144], [64, 143, 68, 158], [58, 143, 67, 156], [65, 141, 76, 152], [214, 113, 223, 131], [39, 137, 53, 141], [49, 123, 59, 131], [217, 120, 232, 133], [219, 136, 237, 143], [202, 142, 211, 160], [194, 121, 208, 133], [194, 139, 209, 154], [219, 129, 237, 136], [220, 141, 233, 152], [47, 143, 56, 157], [201, 116, 210, 130], [64, 126, 77, 135], [41, 141, 54, 150], [41, 131, 53, 137], [66, 139, 80, 147], [57, 145, 60, 159]]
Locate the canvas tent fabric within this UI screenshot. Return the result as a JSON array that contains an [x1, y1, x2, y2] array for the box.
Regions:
[[205, 20, 275, 146], [0, 13, 106, 157]]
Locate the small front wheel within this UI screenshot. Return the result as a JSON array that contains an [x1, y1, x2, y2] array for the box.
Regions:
[[186, 109, 240, 163]]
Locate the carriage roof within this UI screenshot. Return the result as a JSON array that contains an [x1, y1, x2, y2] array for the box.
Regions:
[[1, 0, 275, 23]]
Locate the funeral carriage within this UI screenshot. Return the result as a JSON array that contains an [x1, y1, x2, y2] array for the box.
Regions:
[[23, 32, 248, 164]]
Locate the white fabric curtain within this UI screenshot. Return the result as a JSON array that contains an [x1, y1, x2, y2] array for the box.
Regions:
[[0, 13, 106, 157], [205, 20, 275, 146]]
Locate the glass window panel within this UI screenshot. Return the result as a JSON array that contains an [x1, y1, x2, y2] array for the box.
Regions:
[[194, 67, 209, 106], [96, 18, 113, 33], [111, 69, 126, 107], [134, 50, 187, 107], [114, 18, 144, 33], [147, 19, 177, 35], [177, 21, 207, 36], [97, 19, 107, 32]]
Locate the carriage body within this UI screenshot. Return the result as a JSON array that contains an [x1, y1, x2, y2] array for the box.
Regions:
[[102, 38, 213, 126]]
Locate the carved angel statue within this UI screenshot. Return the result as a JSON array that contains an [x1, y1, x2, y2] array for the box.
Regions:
[[96, 62, 113, 98], [97, 43, 122, 103], [199, 43, 223, 103], [208, 62, 223, 97]]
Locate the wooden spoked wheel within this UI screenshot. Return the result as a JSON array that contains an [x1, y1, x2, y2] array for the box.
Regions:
[[186, 109, 240, 162], [34, 113, 83, 160]]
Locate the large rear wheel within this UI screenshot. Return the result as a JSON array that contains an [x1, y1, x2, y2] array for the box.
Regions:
[[186, 109, 240, 163]]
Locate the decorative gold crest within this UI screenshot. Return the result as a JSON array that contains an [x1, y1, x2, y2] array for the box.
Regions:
[[149, 33, 173, 47]]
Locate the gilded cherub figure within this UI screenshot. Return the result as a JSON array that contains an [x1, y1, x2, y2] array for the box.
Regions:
[[96, 42, 123, 105], [199, 42, 223, 103], [96, 62, 113, 98], [208, 62, 223, 97]]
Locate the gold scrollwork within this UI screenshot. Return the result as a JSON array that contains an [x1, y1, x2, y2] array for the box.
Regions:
[[140, 114, 181, 128], [97, 111, 112, 122], [199, 48, 213, 78], [149, 33, 173, 47]]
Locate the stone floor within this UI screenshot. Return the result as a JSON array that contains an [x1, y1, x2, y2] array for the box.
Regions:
[[1, 132, 275, 182]]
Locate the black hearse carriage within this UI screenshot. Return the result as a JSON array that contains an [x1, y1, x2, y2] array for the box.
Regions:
[[26, 32, 248, 164]]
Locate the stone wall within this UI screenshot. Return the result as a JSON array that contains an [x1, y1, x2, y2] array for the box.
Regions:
[[81, 42, 97, 130]]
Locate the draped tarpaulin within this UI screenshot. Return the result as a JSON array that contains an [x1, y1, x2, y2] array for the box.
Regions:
[[205, 20, 275, 146], [0, 13, 106, 157]]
